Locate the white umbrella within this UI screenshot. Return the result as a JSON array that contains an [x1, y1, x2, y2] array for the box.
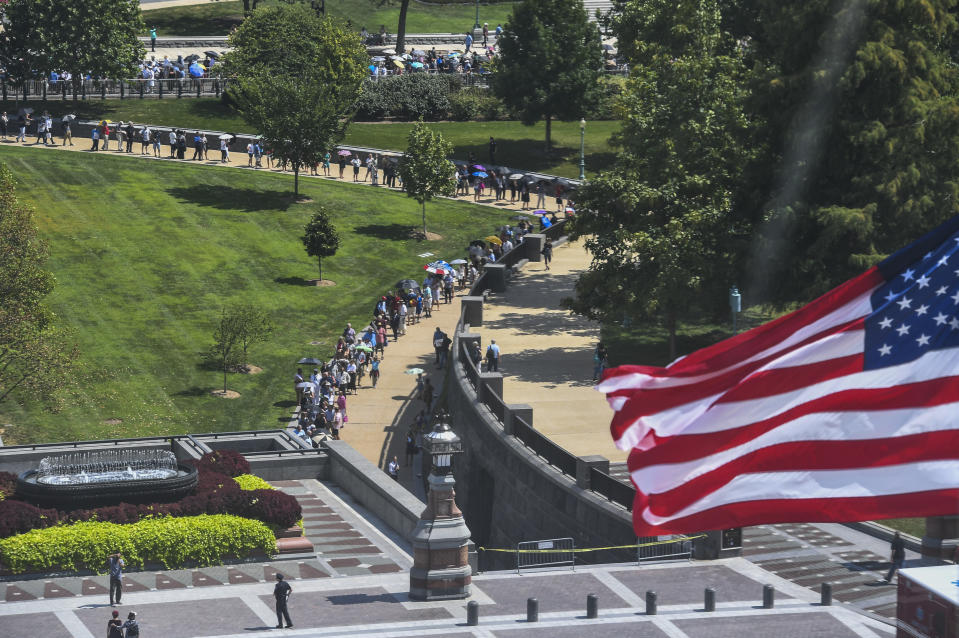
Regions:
[[404, 368, 424, 375], [449, 259, 467, 265], [218, 133, 232, 140], [382, 48, 397, 55], [296, 382, 314, 389], [62, 114, 76, 122]]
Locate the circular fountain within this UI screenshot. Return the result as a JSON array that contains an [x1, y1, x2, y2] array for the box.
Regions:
[[16, 449, 198, 509]]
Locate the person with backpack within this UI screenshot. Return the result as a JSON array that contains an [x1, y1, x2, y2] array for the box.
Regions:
[[108, 610, 124, 638], [485, 340, 500, 372], [121, 611, 140, 637]]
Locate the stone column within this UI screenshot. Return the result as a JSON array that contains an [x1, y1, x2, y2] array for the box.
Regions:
[[922, 515, 959, 560]]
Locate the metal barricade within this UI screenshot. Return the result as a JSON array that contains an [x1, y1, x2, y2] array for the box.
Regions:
[[516, 537, 575, 573], [637, 535, 695, 564]]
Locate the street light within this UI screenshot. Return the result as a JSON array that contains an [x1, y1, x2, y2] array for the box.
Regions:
[[579, 118, 586, 180], [474, 0, 480, 31], [424, 413, 463, 475]]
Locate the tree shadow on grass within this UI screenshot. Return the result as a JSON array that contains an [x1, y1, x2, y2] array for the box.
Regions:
[[274, 276, 313, 287], [174, 386, 208, 397], [273, 400, 297, 408], [168, 185, 294, 212], [353, 223, 417, 241]]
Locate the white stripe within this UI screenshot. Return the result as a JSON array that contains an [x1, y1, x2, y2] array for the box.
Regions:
[[640, 459, 959, 525], [632, 401, 959, 494], [613, 330, 865, 449], [598, 288, 874, 394]]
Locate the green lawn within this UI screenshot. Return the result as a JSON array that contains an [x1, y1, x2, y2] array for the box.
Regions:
[[1, 100, 618, 177], [143, 0, 516, 37], [877, 518, 925, 538], [0, 145, 514, 445]]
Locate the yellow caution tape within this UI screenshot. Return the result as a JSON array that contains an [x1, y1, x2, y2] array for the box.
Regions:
[[478, 535, 706, 554]]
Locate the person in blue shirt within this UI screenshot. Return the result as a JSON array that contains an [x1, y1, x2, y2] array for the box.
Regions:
[[464, 31, 473, 52]]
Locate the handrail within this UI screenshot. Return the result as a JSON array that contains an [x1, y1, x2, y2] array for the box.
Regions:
[[513, 416, 577, 476], [589, 467, 634, 511]]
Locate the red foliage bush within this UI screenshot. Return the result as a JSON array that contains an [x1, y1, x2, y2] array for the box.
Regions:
[[242, 489, 302, 529], [188, 450, 250, 478], [0, 471, 18, 500], [0, 500, 60, 537]]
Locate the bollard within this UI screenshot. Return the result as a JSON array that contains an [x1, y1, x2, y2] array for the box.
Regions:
[[467, 600, 479, 626], [586, 593, 598, 619], [762, 584, 774, 609], [821, 583, 832, 606], [705, 587, 715, 612], [158, 82, 163, 99], [527, 597, 538, 623], [646, 590, 657, 615]]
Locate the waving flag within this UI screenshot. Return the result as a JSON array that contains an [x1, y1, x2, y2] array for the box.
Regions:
[[599, 216, 959, 535]]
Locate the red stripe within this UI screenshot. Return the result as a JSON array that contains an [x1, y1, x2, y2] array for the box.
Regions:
[[642, 430, 959, 516], [626, 375, 959, 468], [633, 488, 959, 536], [607, 266, 882, 382], [608, 320, 864, 439]]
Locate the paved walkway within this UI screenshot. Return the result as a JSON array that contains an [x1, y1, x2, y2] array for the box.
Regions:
[[480, 238, 623, 462]]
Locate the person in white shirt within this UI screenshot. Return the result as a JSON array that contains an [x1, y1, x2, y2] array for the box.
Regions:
[[387, 456, 399, 480]]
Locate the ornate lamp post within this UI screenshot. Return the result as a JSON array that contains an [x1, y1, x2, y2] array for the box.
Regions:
[[579, 118, 586, 180], [409, 413, 472, 600], [474, 0, 481, 31]]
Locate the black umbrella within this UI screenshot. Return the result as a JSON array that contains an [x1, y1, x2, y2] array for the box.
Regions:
[[297, 357, 323, 365], [395, 278, 421, 292], [204, 50, 220, 59], [552, 177, 571, 188], [185, 54, 200, 63]]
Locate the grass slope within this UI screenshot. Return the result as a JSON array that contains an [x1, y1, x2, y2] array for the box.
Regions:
[[143, 0, 516, 37], [0, 100, 618, 177], [0, 146, 513, 444]]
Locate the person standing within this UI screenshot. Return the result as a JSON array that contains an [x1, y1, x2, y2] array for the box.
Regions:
[[482, 22, 489, 47], [488, 136, 497, 164], [108, 611, 124, 638], [91, 124, 100, 151], [593, 342, 608, 381], [0, 111, 7, 140], [464, 31, 473, 52], [101, 120, 111, 151], [405, 429, 417, 466], [485, 340, 500, 372], [192, 131, 203, 160], [62, 117, 73, 146], [884, 532, 906, 582], [108, 552, 124, 605], [150, 27, 157, 52], [121, 611, 139, 637], [273, 574, 293, 629], [387, 455, 399, 480], [432, 327, 446, 365], [541, 238, 553, 271]]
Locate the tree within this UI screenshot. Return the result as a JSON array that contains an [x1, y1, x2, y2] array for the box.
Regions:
[[223, 4, 368, 197], [301, 208, 340, 281], [0, 163, 77, 405], [397, 121, 456, 238], [368, 0, 412, 54], [234, 305, 274, 370], [205, 309, 243, 394], [0, 0, 144, 97], [491, 0, 604, 151], [566, 0, 757, 359]]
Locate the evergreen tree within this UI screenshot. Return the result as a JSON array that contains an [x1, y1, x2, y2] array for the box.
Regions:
[[301, 208, 341, 281], [491, 0, 604, 151]]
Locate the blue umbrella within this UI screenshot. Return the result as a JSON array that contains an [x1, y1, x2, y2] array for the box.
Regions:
[[188, 63, 203, 78], [472, 171, 488, 178], [410, 61, 424, 69], [369, 65, 377, 72]]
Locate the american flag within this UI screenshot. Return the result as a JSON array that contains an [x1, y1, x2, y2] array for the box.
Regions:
[[599, 216, 959, 535]]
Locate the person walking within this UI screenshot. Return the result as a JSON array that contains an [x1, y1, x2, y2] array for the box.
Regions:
[[370, 356, 381, 387], [541, 238, 553, 270], [62, 117, 73, 146], [91, 124, 100, 151], [464, 31, 473, 52], [482, 22, 489, 47], [405, 429, 417, 466], [121, 611, 140, 637], [192, 131, 204, 160], [485, 339, 500, 372], [273, 573, 293, 629], [884, 532, 906, 582], [0, 111, 7, 140], [108, 611, 124, 638], [107, 552, 124, 606], [593, 342, 609, 381], [387, 455, 399, 480], [101, 120, 110, 151]]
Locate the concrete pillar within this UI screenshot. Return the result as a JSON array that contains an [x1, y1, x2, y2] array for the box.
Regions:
[[460, 296, 484, 327], [504, 404, 533, 436], [575, 455, 610, 489], [484, 263, 507, 292], [477, 372, 503, 405], [409, 471, 472, 600], [524, 234, 545, 262], [922, 515, 959, 560]]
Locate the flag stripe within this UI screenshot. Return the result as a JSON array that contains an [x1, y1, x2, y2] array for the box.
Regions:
[[639, 460, 959, 527], [631, 488, 959, 535], [626, 374, 959, 468], [631, 400, 959, 495], [642, 430, 959, 514]]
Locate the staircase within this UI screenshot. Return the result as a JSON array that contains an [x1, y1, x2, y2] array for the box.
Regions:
[[583, 0, 614, 21]]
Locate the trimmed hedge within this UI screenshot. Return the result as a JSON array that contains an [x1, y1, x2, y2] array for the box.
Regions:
[[189, 449, 250, 477], [234, 474, 274, 491], [355, 74, 461, 121], [0, 514, 275, 574], [0, 500, 60, 538], [0, 471, 17, 501]]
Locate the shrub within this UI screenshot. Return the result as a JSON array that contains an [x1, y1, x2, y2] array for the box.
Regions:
[[242, 489, 301, 529], [355, 74, 459, 120], [0, 500, 59, 537], [0, 514, 275, 574], [234, 474, 274, 491], [190, 450, 250, 477], [450, 88, 504, 121], [0, 471, 17, 501]]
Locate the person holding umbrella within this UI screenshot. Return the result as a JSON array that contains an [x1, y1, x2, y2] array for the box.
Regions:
[[338, 150, 348, 178], [61, 115, 74, 146]]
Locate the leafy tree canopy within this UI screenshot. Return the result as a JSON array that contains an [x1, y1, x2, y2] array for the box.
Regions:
[[301, 208, 341, 281], [398, 120, 456, 238]]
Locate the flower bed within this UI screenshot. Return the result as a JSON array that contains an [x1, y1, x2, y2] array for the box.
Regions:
[[0, 514, 274, 574]]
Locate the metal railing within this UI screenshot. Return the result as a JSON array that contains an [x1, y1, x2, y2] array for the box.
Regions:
[[512, 415, 578, 476], [482, 385, 508, 422], [638, 535, 695, 563], [589, 467, 635, 511], [517, 537, 575, 573], [3, 78, 228, 102]]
